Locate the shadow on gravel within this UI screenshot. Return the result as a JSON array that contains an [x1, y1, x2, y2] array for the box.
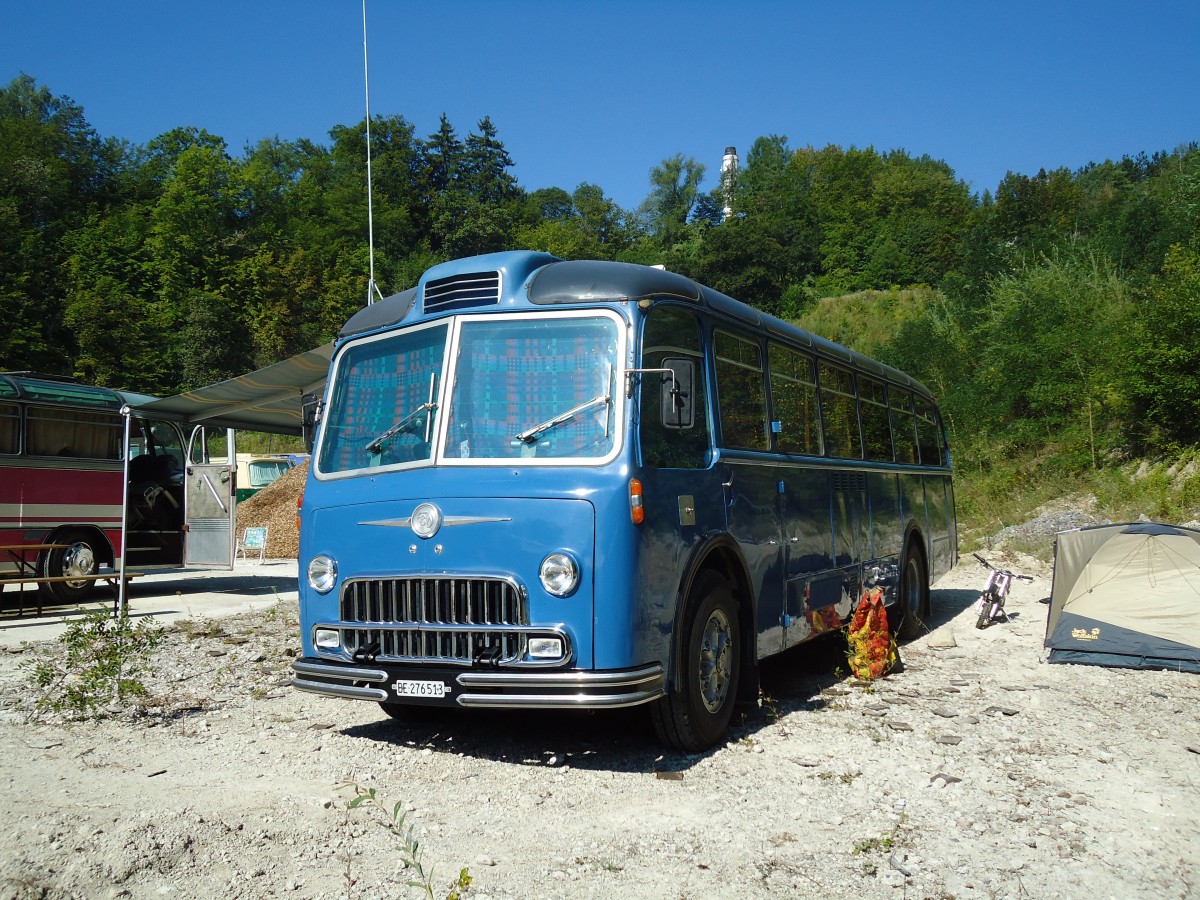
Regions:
[[335, 585, 985, 773], [338, 636, 853, 775], [923, 586, 980, 632], [341, 706, 670, 774]]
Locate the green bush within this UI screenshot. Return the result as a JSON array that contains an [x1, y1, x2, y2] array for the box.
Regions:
[[26, 608, 164, 719]]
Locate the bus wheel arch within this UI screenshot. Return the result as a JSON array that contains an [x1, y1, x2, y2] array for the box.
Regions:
[[38, 526, 112, 605], [893, 529, 930, 640]]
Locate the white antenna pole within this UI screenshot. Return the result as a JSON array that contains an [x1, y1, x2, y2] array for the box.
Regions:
[[362, 0, 383, 305]]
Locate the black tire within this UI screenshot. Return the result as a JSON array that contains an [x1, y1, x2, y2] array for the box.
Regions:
[[39, 530, 100, 605], [651, 571, 740, 752], [976, 604, 992, 630], [892, 544, 929, 641]]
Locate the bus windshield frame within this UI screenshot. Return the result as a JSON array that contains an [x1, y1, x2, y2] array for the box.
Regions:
[[314, 309, 627, 478]]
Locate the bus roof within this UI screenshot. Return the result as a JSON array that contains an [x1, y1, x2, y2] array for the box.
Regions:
[[0, 372, 159, 410], [337, 252, 937, 402]]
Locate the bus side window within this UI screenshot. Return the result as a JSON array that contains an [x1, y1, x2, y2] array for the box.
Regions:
[[26, 405, 122, 460], [859, 376, 894, 462], [640, 306, 709, 469], [0, 401, 18, 454], [890, 391, 919, 464], [817, 362, 862, 460], [715, 330, 769, 451], [768, 343, 821, 455], [915, 397, 944, 466]]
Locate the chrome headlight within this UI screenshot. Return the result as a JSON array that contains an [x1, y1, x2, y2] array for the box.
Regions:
[[307, 554, 338, 594], [539, 552, 580, 597]]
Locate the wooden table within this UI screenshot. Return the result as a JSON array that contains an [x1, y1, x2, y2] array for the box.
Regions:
[[1, 543, 91, 616]]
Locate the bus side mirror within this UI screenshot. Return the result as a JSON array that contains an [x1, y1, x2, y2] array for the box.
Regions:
[[661, 358, 695, 429], [301, 393, 321, 453]]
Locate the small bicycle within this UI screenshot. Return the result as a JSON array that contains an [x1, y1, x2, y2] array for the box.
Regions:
[[972, 552, 1034, 629]]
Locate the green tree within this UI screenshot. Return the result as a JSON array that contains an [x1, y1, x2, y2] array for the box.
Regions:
[[973, 247, 1132, 465], [147, 139, 252, 388], [422, 113, 463, 195], [460, 116, 520, 205], [639, 153, 706, 245], [516, 183, 632, 260], [0, 74, 115, 372], [1127, 245, 1200, 449]]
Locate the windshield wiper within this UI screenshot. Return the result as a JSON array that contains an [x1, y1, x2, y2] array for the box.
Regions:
[[366, 402, 437, 454], [516, 394, 610, 444]]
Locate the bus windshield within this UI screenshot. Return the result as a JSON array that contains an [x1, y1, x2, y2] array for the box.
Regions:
[[316, 313, 621, 475]]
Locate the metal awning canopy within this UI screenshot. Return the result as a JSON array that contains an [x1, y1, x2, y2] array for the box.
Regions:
[[127, 343, 333, 434]]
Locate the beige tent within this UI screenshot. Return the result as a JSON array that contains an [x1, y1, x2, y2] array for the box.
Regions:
[[1045, 523, 1200, 672]]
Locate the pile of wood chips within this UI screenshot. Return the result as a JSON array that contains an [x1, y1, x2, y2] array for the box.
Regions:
[[235, 462, 308, 558]]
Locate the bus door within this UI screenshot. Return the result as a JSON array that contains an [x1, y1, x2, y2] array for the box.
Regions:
[[183, 426, 236, 567], [711, 328, 786, 658], [723, 460, 786, 658], [780, 467, 836, 649]]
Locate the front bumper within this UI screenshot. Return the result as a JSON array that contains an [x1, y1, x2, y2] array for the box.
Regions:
[[291, 658, 666, 709]]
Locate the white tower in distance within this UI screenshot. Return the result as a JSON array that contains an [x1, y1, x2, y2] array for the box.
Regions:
[[721, 146, 739, 221]]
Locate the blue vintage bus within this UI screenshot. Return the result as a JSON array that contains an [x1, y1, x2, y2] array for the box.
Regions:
[[291, 251, 956, 750]]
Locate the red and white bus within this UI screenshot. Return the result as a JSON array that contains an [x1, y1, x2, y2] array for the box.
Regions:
[[0, 372, 237, 606]]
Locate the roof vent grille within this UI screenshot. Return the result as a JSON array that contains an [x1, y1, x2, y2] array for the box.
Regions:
[[423, 271, 501, 314]]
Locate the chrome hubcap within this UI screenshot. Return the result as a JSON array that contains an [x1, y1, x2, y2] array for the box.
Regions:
[[697, 609, 733, 714], [61, 542, 96, 587]]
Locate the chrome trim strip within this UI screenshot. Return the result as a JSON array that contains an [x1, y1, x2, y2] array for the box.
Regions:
[[290, 660, 664, 709], [455, 689, 663, 710], [326, 622, 562, 637], [291, 660, 388, 683], [360, 515, 513, 528], [292, 677, 388, 701], [455, 664, 663, 689]]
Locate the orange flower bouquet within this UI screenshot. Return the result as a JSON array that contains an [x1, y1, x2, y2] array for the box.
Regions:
[[845, 586, 898, 680]]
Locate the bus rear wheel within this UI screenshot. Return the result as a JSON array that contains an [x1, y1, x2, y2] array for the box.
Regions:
[[892, 545, 929, 641], [651, 571, 740, 752], [40, 531, 100, 605]]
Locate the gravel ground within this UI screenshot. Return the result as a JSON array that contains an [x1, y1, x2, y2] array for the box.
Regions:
[[1, 550, 1198, 900]]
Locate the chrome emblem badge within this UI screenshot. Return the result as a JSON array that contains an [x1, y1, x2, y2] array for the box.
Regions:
[[410, 502, 442, 538]]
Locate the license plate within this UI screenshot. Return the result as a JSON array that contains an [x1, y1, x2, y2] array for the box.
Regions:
[[391, 679, 449, 699]]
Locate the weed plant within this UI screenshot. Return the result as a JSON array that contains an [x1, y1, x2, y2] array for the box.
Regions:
[[339, 782, 471, 900], [25, 608, 164, 719]]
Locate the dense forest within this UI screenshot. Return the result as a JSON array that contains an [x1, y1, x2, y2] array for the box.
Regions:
[[3, 73, 1199, 484]]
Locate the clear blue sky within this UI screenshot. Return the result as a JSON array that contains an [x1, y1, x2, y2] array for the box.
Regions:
[[4, 0, 1197, 212]]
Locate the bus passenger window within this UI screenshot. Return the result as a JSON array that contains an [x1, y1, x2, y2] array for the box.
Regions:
[[768, 344, 821, 455], [890, 391, 919, 464], [715, 331, 768, 451], [26, 406, 122, 460], [640, 307, 709, 469], [0, 402, 18, 454], [859, 376, 894, 462], [915, 397, 945, 466], [817, 362, 862, 459]]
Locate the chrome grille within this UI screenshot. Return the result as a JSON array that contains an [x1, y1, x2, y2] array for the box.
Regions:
[[340, 577, 528, 664], [423, 271, 501, 314]]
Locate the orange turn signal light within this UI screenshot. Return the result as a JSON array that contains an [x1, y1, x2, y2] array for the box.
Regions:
[[629, 479, 644, 525]]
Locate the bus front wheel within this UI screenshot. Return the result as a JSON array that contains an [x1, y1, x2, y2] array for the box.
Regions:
[[40, 531, 100, 605], [652, 571, 740, 752]]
